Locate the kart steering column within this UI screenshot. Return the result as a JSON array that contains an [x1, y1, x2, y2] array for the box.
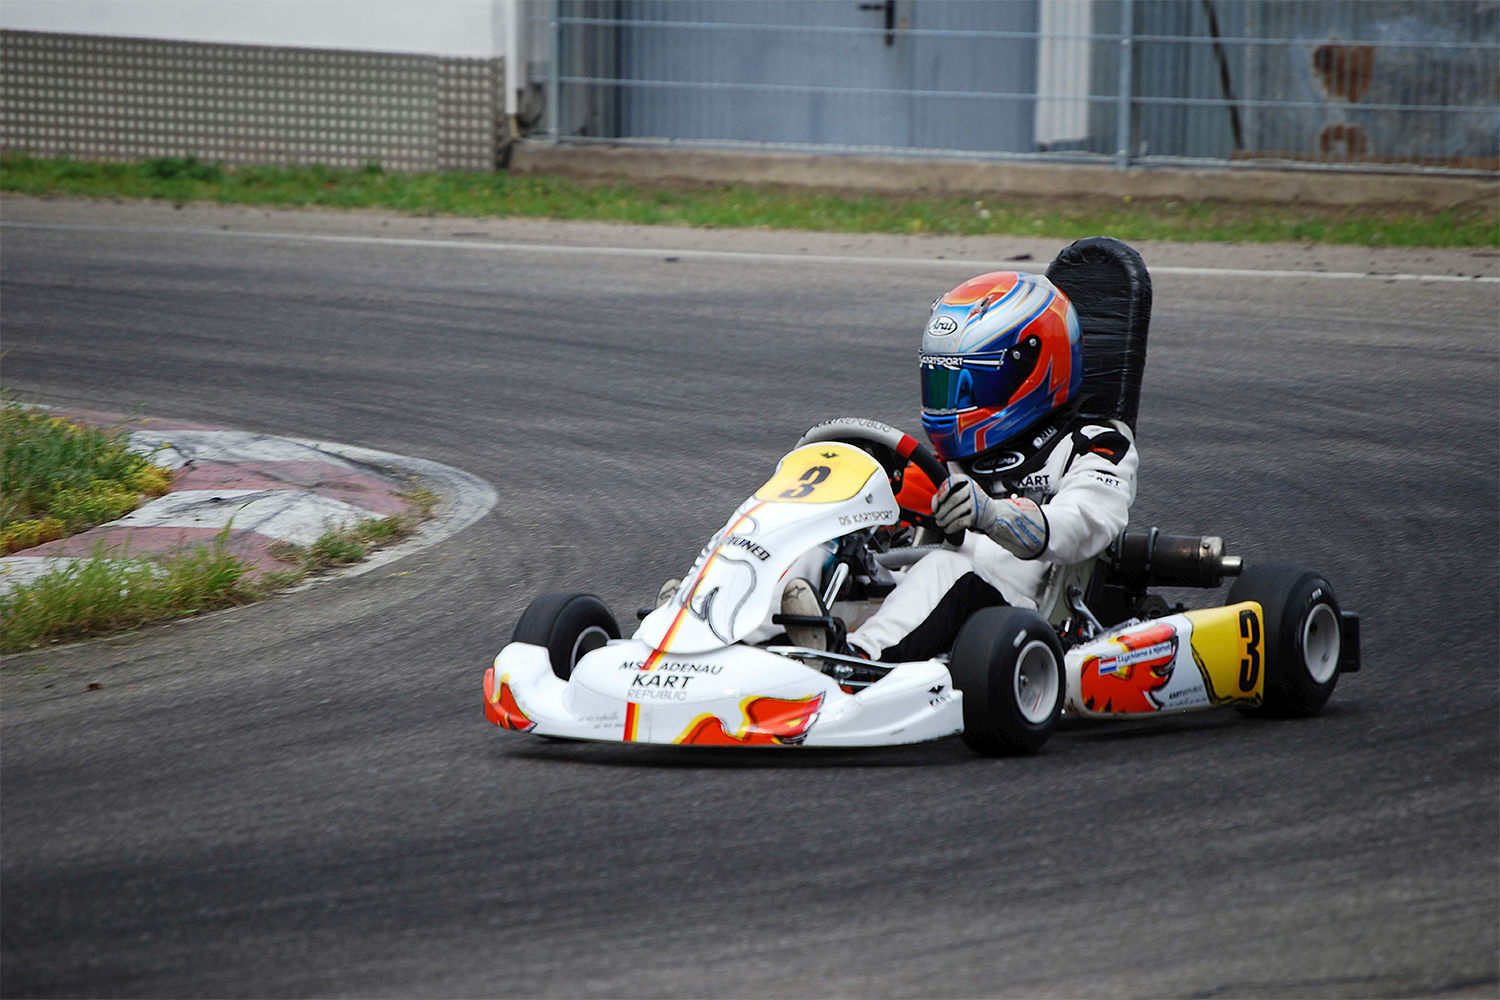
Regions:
[[796, 417, 966, 548]]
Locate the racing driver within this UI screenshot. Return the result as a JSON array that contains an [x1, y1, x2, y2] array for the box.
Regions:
[[785, 270, 1139, 662]]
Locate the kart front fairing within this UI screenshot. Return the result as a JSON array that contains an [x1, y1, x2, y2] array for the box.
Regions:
[[638, 442, 901, 653], [484, 639, 960, 747], [485, 442, 966, 747]]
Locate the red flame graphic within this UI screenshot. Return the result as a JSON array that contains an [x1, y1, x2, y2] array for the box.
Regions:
[[1080, 622, 1178, 714], [675, 693, 825, 746], [483, 667, 537, 731]]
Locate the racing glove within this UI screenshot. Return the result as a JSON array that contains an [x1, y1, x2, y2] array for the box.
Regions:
[[932, 475, 1049, 559]]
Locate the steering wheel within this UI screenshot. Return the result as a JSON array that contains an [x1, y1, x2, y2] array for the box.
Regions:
[[795, 418, 964, 548]]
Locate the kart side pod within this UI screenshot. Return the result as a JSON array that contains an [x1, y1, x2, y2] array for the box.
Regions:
[[1064, 603, 1266, 718]]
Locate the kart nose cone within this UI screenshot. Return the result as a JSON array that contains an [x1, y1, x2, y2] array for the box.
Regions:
[[570, 643, 820, 707]]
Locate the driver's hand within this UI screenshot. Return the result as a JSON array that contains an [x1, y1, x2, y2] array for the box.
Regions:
[[932, 475, 979, 533], [933, 476, 1049, 559]]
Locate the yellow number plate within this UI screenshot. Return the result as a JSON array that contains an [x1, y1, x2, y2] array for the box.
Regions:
[[754, 444, 882, 505]]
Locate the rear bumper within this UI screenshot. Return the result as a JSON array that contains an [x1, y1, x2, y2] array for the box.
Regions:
[[1339, 611, 1361, 673]]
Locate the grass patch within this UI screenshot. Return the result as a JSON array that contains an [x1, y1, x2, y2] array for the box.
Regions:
[[2, 151, 1494, 248], [268, 489, 436, 576], [1, 491, 441, 652], [0, 399, 443, 650], [1, 402, 172, 555], [0, 397, 442, 650], [0, 531, 263, 653]]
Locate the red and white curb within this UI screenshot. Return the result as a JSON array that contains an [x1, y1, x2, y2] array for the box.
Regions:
[[0, 419, 497, 594]]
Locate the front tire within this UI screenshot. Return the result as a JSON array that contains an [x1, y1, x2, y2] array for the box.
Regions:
[[949, 607, 1065, 756], [1227, 564, 1342, 717], [512, 592, 621, 680]]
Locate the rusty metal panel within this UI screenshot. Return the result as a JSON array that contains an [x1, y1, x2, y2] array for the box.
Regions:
[[1233, 0, 1499, 172], [0, 29, 501, 172]]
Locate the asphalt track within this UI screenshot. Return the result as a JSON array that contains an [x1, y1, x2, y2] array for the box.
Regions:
[[1, 204, 1496, 999]]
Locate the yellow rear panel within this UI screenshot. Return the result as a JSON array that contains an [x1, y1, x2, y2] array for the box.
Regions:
[[1186, 602, 1265, 705]]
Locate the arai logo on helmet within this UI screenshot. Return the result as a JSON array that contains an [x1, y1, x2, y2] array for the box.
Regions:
[[926, 315, 959, 336]]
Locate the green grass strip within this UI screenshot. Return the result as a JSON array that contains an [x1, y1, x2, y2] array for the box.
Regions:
[[1, 402, 172, 554], [2, 152, 1494, 248], [0, 532, 264, 653]]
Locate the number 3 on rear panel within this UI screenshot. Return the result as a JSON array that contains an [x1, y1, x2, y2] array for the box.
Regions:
[[1238, 608, 1261, 692]]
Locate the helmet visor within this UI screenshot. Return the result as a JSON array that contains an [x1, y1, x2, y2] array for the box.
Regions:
[[920, 354, 1027, 415]]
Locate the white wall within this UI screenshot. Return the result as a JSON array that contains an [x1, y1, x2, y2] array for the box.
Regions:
[[0, 0, 506, 58]]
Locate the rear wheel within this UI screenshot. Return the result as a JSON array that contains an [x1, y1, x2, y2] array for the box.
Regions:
[[512, 592, 621, 680], [949, 606, 1065, 756], [1227, 564, 1342, 717]]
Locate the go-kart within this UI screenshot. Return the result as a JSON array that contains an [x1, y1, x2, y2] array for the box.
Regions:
[[483, 238, 1361, 755]]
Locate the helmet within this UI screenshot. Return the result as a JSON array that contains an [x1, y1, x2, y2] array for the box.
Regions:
[[919, 271, 1083, 462]]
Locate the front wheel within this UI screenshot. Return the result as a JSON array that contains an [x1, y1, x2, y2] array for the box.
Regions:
[[949, 606, 1065, 756], [512, 592, 621, 680], [1227, 564, 1342, 717]]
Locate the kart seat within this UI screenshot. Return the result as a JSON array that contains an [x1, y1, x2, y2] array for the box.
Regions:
[[1044, 236, 1152, 434], [1035, 237, 1152, 630]]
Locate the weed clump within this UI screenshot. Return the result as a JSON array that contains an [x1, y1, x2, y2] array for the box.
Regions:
[[0, 531, 260, 653], [269, 494, 435, 576], [0, 403, 173, 554]]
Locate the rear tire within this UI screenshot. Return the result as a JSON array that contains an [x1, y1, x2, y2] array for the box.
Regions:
[[512, 592, 621, 680], [1227, 564, 1341, 717], [949, 607, 1065, 756]]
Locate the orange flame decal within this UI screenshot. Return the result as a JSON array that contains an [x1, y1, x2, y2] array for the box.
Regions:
[[1004, 294, 1073, 409], [674, 693, 825, 746], [483, 667, 537, 731], [1080, 622, 1178, 714], [941, 271, 1021, 306]]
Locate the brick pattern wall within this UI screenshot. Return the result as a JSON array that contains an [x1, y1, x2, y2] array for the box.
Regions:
[[1, 30, 501, 172]]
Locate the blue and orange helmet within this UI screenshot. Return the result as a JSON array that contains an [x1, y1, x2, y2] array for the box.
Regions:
[[919, 271, 1083, 462]]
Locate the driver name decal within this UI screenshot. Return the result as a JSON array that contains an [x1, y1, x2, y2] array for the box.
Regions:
[[1080, 622, 1179, 713]]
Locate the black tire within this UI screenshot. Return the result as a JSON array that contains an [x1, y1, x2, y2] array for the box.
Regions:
[[949, 606, 1065, 756], [1226, 564, 1342, 717], [511, 592, 621, 680]]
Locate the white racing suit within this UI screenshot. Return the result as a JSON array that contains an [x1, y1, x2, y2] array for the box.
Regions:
[[848, 418, 1139, 662]]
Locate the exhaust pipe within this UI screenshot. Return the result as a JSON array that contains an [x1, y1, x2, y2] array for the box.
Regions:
[[1111, 528, 1241, 589]]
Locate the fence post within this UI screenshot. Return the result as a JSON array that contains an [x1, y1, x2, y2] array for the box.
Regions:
[[547, 1, 560, 141], [1115, 0, 1133, 169]]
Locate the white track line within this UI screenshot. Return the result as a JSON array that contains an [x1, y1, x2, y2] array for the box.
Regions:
[[5, 220, 1497, 283]]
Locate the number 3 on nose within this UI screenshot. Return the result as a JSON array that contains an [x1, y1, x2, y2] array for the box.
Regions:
[[779, 465, 831, 500]]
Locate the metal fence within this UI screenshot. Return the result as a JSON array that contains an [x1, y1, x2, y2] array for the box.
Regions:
[[536, 0, 1500, 174], [0, 30, 503, 172]]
